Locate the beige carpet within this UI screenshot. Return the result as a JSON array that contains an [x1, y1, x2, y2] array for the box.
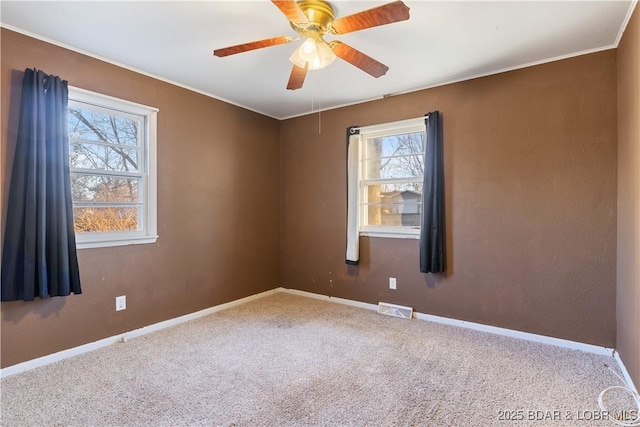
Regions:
[[1, 292, 636, 426]]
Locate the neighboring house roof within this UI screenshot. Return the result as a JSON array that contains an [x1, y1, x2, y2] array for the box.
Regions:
[[380, 190, 421, 200]]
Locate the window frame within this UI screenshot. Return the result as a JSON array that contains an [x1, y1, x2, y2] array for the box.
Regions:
[[68, 87, 158, 249], [356, 118, 426, 239]]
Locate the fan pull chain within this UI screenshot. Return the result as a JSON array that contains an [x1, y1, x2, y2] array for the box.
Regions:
[[307, 71, 323, 134], [310, 71, 315, 116], [317, 71, 322, 134]]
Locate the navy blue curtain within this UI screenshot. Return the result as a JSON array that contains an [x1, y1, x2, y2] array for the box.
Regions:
[[419, 111, 445, 273], [1, 68, 81, 301]]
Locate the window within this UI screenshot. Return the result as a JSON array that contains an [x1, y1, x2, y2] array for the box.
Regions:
[[357, 118, 426, 238], [67, 87, 158, 249]]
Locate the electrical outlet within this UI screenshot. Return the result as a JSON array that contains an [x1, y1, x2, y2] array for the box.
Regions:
[[389, 277, 397, 290], [115, 295, 126, 311]]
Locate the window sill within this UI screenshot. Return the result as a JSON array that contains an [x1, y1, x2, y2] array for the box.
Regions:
[[360, 230, 420, 240], [76, 235, 159, 250]]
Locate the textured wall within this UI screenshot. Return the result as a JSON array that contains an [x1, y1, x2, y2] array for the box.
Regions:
[[617, 5, 640, 388], [1, 29, 281, 368], [280, 50, 618, 347]]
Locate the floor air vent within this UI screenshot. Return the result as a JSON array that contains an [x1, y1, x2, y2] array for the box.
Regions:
[[378, 302, 413, 319]]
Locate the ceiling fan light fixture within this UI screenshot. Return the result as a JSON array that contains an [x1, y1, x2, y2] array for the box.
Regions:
[[314, 39, 336, 68], [288, 47, 307, 69], [289, 36, 336, 70]]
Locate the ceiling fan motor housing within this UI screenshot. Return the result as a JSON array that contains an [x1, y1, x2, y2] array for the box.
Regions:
[[291, 0, 335, 34]]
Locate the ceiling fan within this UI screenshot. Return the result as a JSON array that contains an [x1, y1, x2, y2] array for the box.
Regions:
[[213, 0, 410, 90]]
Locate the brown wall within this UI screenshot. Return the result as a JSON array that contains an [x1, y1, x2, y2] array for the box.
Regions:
[[280, 50, 618, 347], [617, 5, 640, 388], [1, 29, 281, 368]]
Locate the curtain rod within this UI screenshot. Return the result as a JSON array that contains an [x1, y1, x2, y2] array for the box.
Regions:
[[349, 114, 430, 134]]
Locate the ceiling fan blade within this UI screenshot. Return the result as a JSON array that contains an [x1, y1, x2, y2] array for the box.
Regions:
[[331, 41, 389, 78], [287, 63, 308, 90], [272, 0, 308, 24], [214, 36, 293, 57], [329, 1, 410, 35]]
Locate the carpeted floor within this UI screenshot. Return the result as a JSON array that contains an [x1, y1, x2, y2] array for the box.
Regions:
[[0, 292, 636, 426]]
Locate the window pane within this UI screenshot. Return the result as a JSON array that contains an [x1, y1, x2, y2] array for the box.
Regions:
[[71, 174, 140, 202], [366, 203, 422, 227], [365, 183, 422, 227], [365, 154, 424, 180], [365, 132, 424, 160], [68, 108, 140, 147], [73, 207, 140, 233], [70, 142, 139, 173], [365, 183, 422, 204]]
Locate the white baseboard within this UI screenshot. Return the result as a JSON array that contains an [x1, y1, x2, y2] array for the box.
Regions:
[[414, 312, 615, 356], [276, 287, 379, 311], [0, 288, 278, 379]]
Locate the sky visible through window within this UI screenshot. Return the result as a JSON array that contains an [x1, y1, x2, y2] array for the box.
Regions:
[[365, 131, 424, 192]]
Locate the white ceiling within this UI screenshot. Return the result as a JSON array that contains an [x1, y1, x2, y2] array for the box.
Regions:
[[1, 1, 636, 120]]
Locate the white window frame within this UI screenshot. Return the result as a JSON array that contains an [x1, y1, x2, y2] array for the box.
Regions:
[[356, 118, 426, 239], [68, 87, 158, 249]]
